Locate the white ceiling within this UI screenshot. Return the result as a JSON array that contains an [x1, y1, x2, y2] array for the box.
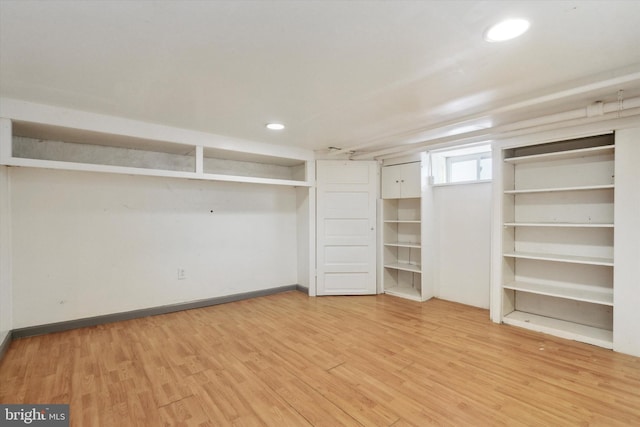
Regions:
[[1, 0, 640, 158]]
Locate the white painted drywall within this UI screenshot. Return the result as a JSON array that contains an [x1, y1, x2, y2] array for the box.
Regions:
[[613, 127, 640, 357], [0, 165, 11, 343], [10, 167, 298, 328], [432, 182, 492, 308]]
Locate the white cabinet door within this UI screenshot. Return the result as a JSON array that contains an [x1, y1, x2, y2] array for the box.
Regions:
[[316, 160, 377, 295], [381, 162, 421, 199], [381, 165, 402, 199], [399, 162, 421, 198]]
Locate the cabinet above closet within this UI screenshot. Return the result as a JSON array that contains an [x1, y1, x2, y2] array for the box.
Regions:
[[381, 162, 421, 198]]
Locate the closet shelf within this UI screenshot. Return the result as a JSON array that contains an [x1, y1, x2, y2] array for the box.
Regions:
[[504, 144, 614, 164], [503, 281, 613, 306], [503, 251, 613, 266], [503, 311, 613, 349], [504, 184, 614, 194], [384, 262, 422, 273], [384, 241, 421, 249], [383, 219, 421, 224]]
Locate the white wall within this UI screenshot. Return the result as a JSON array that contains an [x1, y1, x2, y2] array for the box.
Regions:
[[11, 167, 298, 329], [432, 182, 492, 308], [613, 127, 640, 357], [0, 166, 11, 343]]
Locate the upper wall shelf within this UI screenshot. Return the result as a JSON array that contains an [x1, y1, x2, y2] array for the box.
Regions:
[[5, 124, 311, 187], [0, 99, 313, 187]]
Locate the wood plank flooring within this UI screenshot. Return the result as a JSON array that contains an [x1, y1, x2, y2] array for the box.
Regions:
[[1, 291, 639, 426]]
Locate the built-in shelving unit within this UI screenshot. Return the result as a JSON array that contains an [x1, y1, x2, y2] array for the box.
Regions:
[[2, 119, 311, 187], [497, 134, 615, 348], [381, 161, 425, 301]]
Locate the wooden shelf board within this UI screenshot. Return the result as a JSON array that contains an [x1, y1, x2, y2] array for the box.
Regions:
[[503, 311, 613, 349], [504, 222, 614, 228], [384, 242, 421, 248], [384, 285, 423, 302], [503, 281, 613, 306], [383, 220, 421, 224], [503, 251, 613, 266], [504, 145, 614, 164], [384, 262, 422, 273], [504, 184, 614, 194]]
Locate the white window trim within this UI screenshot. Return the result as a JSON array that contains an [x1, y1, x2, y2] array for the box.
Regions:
[[445, 151, 492, 183]]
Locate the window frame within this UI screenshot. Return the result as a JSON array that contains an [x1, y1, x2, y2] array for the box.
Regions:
[[445, 151, 492, 183]]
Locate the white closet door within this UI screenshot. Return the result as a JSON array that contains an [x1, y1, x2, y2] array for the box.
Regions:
[[316, 160, 377, 295]]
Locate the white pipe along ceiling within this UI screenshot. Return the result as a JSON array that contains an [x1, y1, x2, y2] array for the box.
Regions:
[[349, 93, 640, 160]]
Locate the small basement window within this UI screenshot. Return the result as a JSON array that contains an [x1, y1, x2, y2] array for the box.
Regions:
[[431, 144, 492, 185]]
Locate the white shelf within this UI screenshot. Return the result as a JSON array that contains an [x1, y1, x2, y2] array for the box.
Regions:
[[5, 151, 311, 187], [503, 281, 613, 306], [384, 262, 422, 273], [504, 145, 615, 164], [385, 285, 423, 302], [503, 311, 613, 349], [504, 222, 614, 228], [383, 220, 421, 224], [504, 184, 614, 194], [384, 241, 421, 248], [503, 251, 613, 266]]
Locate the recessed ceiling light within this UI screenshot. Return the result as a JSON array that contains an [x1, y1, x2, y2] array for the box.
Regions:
[[484, 18, 530, 42], [266, 123, 285, 130]]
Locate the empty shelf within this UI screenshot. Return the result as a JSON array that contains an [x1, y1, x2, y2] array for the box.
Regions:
[[504, 184, 614, 194], [385, 285, 422, 302], [503, 281, 613, 306], [503, 311, 613, 349], [384, 241, 421, 248], [503, 251, 613, 266], [384, 262, 422, 273], [504, 145, 614, 164]]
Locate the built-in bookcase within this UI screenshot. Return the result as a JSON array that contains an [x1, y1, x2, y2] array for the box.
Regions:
[[381, 162, 427, 301], [382, 197, 422, 300], [497, 134, 615, 348]]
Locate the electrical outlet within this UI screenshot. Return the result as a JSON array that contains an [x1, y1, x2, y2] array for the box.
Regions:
[[177, 268, 186, 280]]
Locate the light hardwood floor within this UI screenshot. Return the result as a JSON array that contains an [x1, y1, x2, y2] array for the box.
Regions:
[[1, 291, 639, 426]]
